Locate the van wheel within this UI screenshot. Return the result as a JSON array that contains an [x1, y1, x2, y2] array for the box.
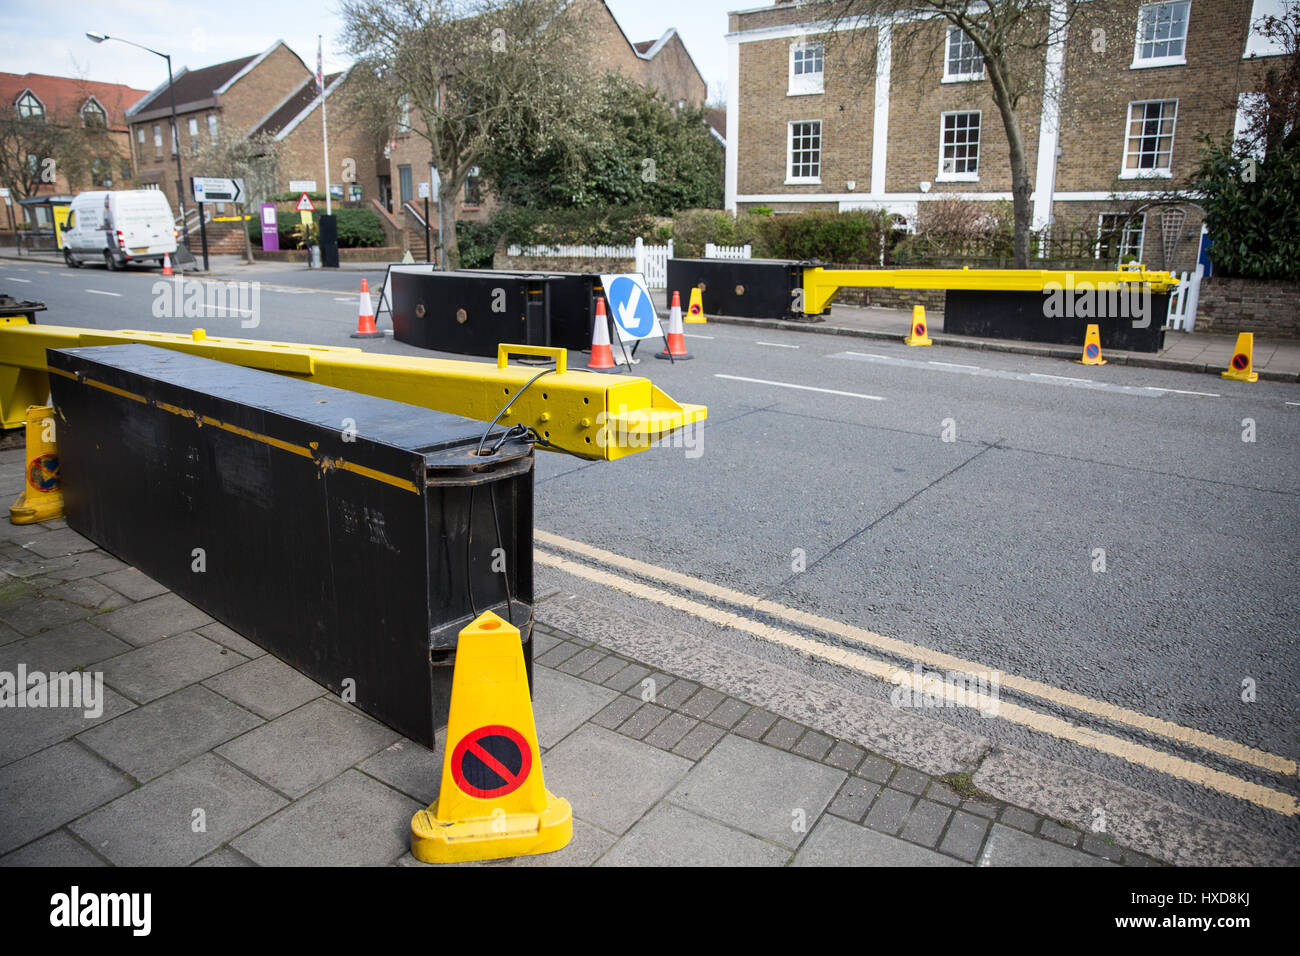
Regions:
[[104, 251, 120, 271], [64, 250, 80, 268]]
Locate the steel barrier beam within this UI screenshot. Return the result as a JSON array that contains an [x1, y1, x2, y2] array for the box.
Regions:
[[801, 266, 1180, 316], [0, 322, 706, 461]]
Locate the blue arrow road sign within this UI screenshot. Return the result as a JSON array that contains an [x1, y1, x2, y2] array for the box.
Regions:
[[604, 274, 658, 339]]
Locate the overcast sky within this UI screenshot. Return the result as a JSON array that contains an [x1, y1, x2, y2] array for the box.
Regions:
[[0, 0, 736, 103]]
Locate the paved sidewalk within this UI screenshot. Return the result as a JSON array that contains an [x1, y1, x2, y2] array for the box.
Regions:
[[0, 445, 1157, 868]]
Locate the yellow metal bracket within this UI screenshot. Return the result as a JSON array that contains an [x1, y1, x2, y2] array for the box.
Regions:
[[801, 266, 1181, 317], [0, 322, 706, 462]]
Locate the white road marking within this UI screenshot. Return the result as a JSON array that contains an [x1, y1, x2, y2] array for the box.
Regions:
[[1148, 387, 1221, 398], [715, 373, 885, 401], [928, 360, 980, 370], [685, 333, 714, 339], [333, 297, 355, 302], [756, 341, 799, 349], [1286, 401, 1300, 407], [7, 277, 31, 283], [1029, 372, 1093, 383], [85, 289, 121, 297]]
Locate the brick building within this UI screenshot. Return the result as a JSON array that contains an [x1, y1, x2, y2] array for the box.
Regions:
[[125, 41, 314, 213], [0, 72, 150, 199], [726, 0, 1290, 272]]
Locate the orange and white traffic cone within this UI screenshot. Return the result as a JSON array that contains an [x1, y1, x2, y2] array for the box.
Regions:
[[655, 291, 693, 361], [161, 252, 173, 277], [351, 278, 382, 338], [586, 297, 617, 372]]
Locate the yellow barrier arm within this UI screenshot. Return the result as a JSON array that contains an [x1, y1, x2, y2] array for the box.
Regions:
[[801, 266, 1181, 316], [0, 322, 706, 462]]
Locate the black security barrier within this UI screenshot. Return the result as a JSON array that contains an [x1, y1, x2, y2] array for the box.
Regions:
[[666, 258, 808, 321], [318, 214, 339, 269], [48, 344, 535, 747], [391, 270, 605, 356], [943, 289, 1169, 352]]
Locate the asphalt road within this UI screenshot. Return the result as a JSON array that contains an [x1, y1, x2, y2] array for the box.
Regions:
[[5, 257, 1298, 848]]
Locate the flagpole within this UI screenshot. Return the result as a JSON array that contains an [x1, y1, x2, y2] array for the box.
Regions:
[[319, 35, 332, 216]]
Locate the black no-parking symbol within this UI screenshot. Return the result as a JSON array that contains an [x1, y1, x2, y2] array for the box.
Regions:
[[450, 725, 532, 798]]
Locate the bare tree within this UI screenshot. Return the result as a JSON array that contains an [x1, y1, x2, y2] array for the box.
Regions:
[[339, 0, 595, 268], [188, 132, 283, 264], [1238, 1, 1300, 162], [825, 0, 1126, 268], [0, 84, 124, 204]]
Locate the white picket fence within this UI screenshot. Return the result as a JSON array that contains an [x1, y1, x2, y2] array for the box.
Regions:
[[505, 243, 637, 258], [1164, 264, 1204, 332], [634, 237, 673, 289], [705, 242, 753, 260]]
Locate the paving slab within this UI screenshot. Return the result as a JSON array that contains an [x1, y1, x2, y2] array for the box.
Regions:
[[0, 618, 130, 673], [95, 566, 170, 602], [979, 823, 1117, 867], [0, 829, 107, 867], [668, 734, 845, 849], [543, 724, 692, 835], [793, 814, 968, 867], [0, 683, 136, 767], [358, 737, 444, 806], [231, 770, 419, 867], [1, 593, 89, 636], [36, 577, 131, 612], [532, 665, 617, 748], [97, 632, 246, 703], [0, 741, 134, 855], [216, 697, 400, 798], [192, 847, 258, 867], [76, 684, 264, 782], [95, 593, 214, 647], [597, 803, 790, 867], [195, 621, 266, 659], [70, 753, 286, 867], [201, 654, 325, 719], [23, 527, 98, 559]]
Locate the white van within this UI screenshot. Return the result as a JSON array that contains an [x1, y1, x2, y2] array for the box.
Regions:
[[63, 189, 178, 270]]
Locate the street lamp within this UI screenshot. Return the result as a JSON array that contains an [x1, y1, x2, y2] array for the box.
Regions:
[[86, 32, 189, 250]]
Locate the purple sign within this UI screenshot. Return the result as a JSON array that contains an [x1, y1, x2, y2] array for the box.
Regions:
[[260, 202, 279, 252]]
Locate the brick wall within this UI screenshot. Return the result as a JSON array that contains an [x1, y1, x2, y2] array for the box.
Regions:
[[1195, 278, 1300, 338], [276, 79, 381, 207], [218, 45, 311, 144]]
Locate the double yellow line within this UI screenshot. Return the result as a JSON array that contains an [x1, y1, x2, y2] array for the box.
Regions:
[[535, 530, 1299, 817]]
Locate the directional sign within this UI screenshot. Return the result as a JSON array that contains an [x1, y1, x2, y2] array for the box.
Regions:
[[450, 724, 532, 799], [295, 193, 315, 213], [191, 176, 245, 204], [601, 273, 661, 341]]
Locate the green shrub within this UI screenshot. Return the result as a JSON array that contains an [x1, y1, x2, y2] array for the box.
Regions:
[[491, 205, 659, 246], [1192, 136, 1300, 279], [456, 220, 501, 269], [757, 209, 893, 264], [248, 207, 386, 249]]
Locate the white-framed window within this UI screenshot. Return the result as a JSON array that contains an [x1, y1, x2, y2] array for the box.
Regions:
[[787, 120, 822, 183], [1122, 100, 1177, 177], [1097, 212, 1146, 262], [465, 166, 482, 206], [208, 113, 218, 142], [188, 117, 199, 138], [944, 28, 984, 82], [16, 90, 44, 119], [939, 111, 981, 180], [789, 41, 824, 95], [1132, 1, 1191, 68], [136, 127, 145, 143], [1244, 0, 1288, 57], [153, 124, 162, 150], [170, 123, 178, 155], [80, 97, 106, 127]]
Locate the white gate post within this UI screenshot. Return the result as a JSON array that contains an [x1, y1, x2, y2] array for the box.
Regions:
[[705, 242, 717, 259], [1185, 263, 1203, 334], [634, 236, 645, 277]]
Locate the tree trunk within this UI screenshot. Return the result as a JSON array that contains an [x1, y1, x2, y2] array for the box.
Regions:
[[438, 181, 458, 270], [988, 66, 1033, 268]]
